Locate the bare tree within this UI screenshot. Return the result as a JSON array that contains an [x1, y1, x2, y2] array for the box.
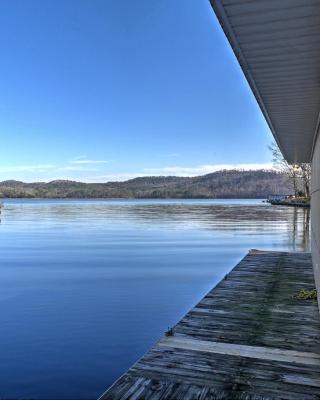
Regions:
[[299, 163, 311, 198], [269, 142, 311, 198]]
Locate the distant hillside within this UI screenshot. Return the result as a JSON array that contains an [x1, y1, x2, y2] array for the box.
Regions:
[[0, 170, 293, 199]]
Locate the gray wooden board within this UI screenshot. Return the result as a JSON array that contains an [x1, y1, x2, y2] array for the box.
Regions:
[[99, 251, 320, 399]]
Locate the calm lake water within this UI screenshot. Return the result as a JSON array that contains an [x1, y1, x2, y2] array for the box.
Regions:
[[0, 199, 310, 399]]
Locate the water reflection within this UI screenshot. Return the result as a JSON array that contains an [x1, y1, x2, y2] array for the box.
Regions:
[[289, 206, 310, 251], [3, 199, 310, 251], [0, 199, 310, 399]]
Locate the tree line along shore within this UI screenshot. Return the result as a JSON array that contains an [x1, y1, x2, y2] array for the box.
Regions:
[[0, 170, 292, 199]]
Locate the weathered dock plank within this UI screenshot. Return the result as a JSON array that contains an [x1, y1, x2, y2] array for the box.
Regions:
[[99, 251, 320, 400]]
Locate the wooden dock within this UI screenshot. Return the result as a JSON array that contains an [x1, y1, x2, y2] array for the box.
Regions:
[[268, 200, 310, 208], [99, 251, 320, 400]]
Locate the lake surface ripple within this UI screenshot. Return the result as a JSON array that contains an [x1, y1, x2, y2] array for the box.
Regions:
[[0, 199, 310, 399]]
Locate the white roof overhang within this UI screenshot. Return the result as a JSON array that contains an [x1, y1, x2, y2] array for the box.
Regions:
[[210, 0, 320, 163]]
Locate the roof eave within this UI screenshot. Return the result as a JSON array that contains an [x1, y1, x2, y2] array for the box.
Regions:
[[210, 0, 309, 164]]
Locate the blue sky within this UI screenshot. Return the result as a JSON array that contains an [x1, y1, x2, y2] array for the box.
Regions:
[[0, 0, 275, 182]]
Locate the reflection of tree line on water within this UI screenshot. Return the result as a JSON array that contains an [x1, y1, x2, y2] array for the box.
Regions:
[[0, 202, 310, 250], [290, 207, 310, 251]]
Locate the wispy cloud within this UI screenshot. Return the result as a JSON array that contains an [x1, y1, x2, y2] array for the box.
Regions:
[[0, 162, 275, 183], [0, 164, 55, 173], [166, 153, 180, 158], [69, 159, 112, 165], [0, 161, 103, 178], [57, 166, 99, 172], [78, 163, 274, 182], [144, 163, 274, 176], [80, 173, 151, 183], [72, 155, 87, 161]]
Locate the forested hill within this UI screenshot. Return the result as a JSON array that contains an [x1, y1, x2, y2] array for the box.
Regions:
[[0, 170, 292, 199]]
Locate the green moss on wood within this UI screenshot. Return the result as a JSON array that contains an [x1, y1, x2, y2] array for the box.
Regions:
[[293, 288, 317, 300]]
